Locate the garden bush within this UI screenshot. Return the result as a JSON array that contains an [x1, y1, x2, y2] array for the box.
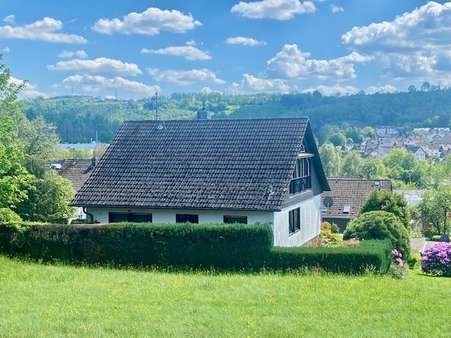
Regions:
[[344, 211, 410, 258], [421, 242, 451, 277], [266, 240, 392, 274], [0, 222, 273, 270], [0, 208, 22, 224]]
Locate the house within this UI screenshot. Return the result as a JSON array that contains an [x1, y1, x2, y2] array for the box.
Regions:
[[73, 118, 330, 247], [321, 177, 392, 231], [56, 159, 95, 220], [405, 144, 427, 160]]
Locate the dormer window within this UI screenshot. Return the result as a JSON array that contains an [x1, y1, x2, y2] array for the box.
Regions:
[[289, 154, 313, 194]]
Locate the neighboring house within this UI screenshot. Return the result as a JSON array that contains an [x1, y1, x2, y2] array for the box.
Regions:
[[56, 159, 95, 220], [73, 118, 330, 247], [321, 177, 392, 231], [405, 144, 427, 160]]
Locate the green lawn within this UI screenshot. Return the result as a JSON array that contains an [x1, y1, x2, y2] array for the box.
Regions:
[[0, 256, 450, 337]]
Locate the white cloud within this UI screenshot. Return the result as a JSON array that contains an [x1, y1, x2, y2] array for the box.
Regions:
[[231, 0, 316, 20], [141, 45, 211, 61], [10, 77, 47, 98], [0, 17, 86, 44], [330, 4, 344, 13], [186, 39, 197, 46], [341, 2, 451, 82], [302, 84, 358, 96], [225, 36, 266, 47], [92, 7, 201, 35], [58, 50, 88, 59], [49, 57, 142, 76], [3, 15, 15, 24], [267, 44, 371, 79], [234, 73, 291, 93], [62, 74, 160, 99], [201, 86, 221, 94], [148, 68, 225, 85], [366, 84, 397, 95]]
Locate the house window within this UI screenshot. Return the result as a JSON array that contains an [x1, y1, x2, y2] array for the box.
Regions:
[[109, 212, 152, 223], [176, 214, 199, 223], [290, 157, 312, 194], [289, 208, 301, 234], [223, 215, 248, 224]]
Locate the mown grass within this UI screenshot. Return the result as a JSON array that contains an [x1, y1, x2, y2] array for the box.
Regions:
[[0, 256, 450, 337]]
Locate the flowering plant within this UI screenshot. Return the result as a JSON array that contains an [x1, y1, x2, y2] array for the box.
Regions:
[[389, 249, 408, 278], [421, 242, 451, 277]]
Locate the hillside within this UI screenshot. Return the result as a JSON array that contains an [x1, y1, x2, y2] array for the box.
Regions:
[[25, 90, 451, 143]]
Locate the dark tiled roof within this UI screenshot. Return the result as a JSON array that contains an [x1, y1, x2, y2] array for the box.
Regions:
[[58, 159, 94, 192], [73, 118, 326, 211], [322, 177, 392, 219]]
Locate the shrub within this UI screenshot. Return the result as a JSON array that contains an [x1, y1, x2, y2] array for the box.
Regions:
[[266, 240, 392, 274], [421, 242, 451, 277], [407, 251, 421, 269], [431, 235, 442, 242], [344, 211, 410, 259], [361, 190, 410, 229], [0, 222, 272, 270], [0, 208, 22, 224]]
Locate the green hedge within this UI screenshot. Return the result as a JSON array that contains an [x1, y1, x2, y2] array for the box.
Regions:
[[0, 223, 392, 273], [0, 222, 273, 269], [267, 240, 392, 274]]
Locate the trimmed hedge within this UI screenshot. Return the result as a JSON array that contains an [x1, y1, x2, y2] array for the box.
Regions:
[[0, 222, 273, 269], [0, 223, 392, 273], [267, 240, 393, 274]]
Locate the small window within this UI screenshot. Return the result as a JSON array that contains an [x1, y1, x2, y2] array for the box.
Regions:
[[109, 212, 152, 223], [176, 214, 199, 223], [224, 215, 248, 224], [343, 205, 351, 214], [289, 208, 301, 234]]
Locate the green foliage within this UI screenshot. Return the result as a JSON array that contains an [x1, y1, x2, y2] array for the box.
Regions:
[[344, 211, 410, 258], [342, 151, 363, 176], [361, 156, 386, 179], [267, 240, 392, 274], [418, 188, 451, 236], [327, 132, 347, 147], [16, 172, 75, 223], [383, 148, 429, 188], [0, 222, 273, 269], [319, 142, 342, 176], [361, 189, 410, 228], [0, 208, 22, 224]]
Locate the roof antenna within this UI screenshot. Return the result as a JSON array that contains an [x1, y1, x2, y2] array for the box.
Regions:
[[153, 91, 160, 121]]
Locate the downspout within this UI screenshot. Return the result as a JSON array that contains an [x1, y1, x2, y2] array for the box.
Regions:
[[82, 207, 94, 224]]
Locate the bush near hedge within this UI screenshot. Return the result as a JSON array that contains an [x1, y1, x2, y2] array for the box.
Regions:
[[343, 211, 410, 259], [0, 222, 273, 270], [0, 222, 392, 273], [267, 240, 392, 274]]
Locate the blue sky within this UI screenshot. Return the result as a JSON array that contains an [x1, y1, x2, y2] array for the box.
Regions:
[[0, 0, 447, 98]]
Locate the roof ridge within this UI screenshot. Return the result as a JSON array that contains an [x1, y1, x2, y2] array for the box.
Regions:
[[123, 117, 310, 123]]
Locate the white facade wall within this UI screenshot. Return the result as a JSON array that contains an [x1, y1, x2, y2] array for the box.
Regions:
[[272, 194, 321, 247], [87, 196, 321, 248], [87, 207, 273, 225]]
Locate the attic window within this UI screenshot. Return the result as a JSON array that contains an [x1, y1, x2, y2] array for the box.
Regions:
[[343, 205, 351, 214]]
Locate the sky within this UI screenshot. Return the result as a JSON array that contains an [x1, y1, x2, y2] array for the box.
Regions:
[[0, 0, 449, 99]]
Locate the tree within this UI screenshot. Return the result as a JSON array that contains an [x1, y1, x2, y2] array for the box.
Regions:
[[383, 148, 428, 187], [361, 156, 386, 179], [361, 189, 410, 229], [417, 188, 451, 236], [16, 172, 75, 223], [327, 132, 347, 147], [408, 84, 417, 93], [342, 151, 363, 176], [319, 143, 342, 177], [361, 126, 375, 139], [421, 81, 431, 92]]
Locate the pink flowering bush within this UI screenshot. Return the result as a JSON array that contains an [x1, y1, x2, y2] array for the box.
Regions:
[[389, 249, 408, 278], [421, 242, 451, 277]]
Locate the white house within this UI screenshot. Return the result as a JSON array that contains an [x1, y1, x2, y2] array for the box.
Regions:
[[73, 118, 330, 247]]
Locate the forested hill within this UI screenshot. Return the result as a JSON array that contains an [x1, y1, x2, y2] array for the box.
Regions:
[[25, 90, 451, 143]]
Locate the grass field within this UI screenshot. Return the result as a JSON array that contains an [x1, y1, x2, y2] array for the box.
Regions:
[[0, 256, 450, 337]]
